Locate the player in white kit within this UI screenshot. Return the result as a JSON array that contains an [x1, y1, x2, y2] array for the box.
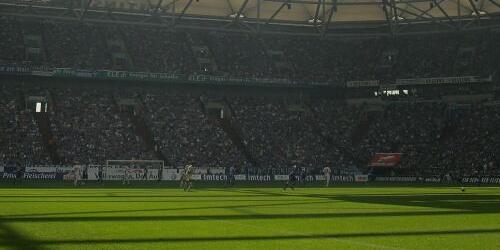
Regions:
[[123, 165, 131, 185], [183, 165, 194, 192], [323, 166, 331, 187]]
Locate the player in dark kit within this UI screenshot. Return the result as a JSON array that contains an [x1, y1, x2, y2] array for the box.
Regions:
[[14, 165, 24, 185], [98, 165, 104, 184], [143, 166, 149, 181], [82, 166, 88, 185], [300, 167, 307, 186], [226, 166, 236, 187], [283, 165, 299, 191]]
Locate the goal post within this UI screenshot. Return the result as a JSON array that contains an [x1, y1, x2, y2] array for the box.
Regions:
[[104, 160, 165, 181]]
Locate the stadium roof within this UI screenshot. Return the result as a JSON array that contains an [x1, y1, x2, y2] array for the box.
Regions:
[[90, 0, 500, 24], [2, 0, 500, 35]]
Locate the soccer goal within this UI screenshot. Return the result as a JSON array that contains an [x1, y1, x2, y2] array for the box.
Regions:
[[105, 160, 165, 181]]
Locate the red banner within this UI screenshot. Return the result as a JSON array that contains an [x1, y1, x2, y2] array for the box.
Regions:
[[369, 153, 402, 167]]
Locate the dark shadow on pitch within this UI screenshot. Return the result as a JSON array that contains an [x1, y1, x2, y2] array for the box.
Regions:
[[0, 223, 45, 250], [0, 198, 315, 204], [31, 228, 500, 245], [236, 189, 500, 213], [0, 194, 265, 198], [1, 200, 332, 218], [0, 209, 497, 223], [334, 194, 500, 213]]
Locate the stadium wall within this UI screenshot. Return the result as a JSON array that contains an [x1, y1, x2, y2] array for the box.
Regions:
[[2, 166, 500, 184]]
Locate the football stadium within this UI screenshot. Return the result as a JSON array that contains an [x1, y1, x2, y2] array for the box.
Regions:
[[1, 0, 500, 249]]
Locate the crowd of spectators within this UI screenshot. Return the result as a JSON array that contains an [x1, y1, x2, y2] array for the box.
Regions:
[[309, 100, 364, 173], [392, 35, 459, 78], [207, 32, 270, 78], [0, 17, 25, 64], [1, 17, 499, 84], [0, 84, 51, 166], [231, 97, 332, 169], [0, 82, 499, 176], [1, 16, 500, 176], [357, 102, 447, 175], [277, 37, 383, 83], [434, 104, 500, 176], [42, 20, 111, 69], [49, 88, 155, 165], [142, 90, 247, 168], [122, 27, 195, 73]]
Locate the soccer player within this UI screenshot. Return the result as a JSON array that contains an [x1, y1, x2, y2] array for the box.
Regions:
[[226, 166, 236, 187], [122, 165, 131, 185], [323, 166, 332, 187], [300, 167, 307, 186], [73, 165, 81, 187], [157, 165, 163, 182], [283, 165, 299, 191], [143, 166, 149, 181], [14, 165, 24, 185], [97, 165, 104, 185], [183, 165, 194, 192], [82, 165, 88, 185], [179, 166, 187, 188]]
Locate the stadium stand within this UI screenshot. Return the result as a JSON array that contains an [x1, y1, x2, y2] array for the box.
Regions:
[[357, 102, 447, 174], [0, 84, 51, 165], [436, 104, 500, 176], [49, 87, 155, 165], [1, 80, 499, 176], [141, 90, 247, 168], [1, 17, 500, 177], [1, 18, 499, 82], [230, 97, 332, 169]]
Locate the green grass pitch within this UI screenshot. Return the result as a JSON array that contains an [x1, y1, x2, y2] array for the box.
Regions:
[[0, 185, 499, 250]]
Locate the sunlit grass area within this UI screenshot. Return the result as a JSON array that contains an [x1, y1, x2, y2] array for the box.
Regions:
[[0, 186, 499, 250]]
